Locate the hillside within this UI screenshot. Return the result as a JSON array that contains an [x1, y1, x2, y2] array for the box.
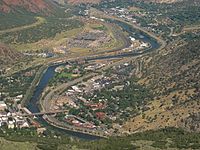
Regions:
[[0, 0, 54, 14], [0, 43, 22, 66], [145, 0, 199, 3], [122, 39, 200, 133], [65, 0, 186, 5], [67, 0, 101, 4], [142, 0, 184, 3]]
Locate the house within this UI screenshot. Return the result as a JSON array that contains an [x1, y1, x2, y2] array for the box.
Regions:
[[8, 121, 15, 129], [96, 112, 106, 120], [0, 101, 7, 111], [37, 127, 46, 134]]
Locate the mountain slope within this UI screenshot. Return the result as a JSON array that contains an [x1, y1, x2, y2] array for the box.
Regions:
[[122, 39, 200, 133], [0, 43, 22, 66], [0, 0, 54, 14], [65, 0, 187, 5], [67, 0, 101, 4], [142, 0, 184, 3]]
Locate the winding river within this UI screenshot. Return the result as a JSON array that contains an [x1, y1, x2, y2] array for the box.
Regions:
[[26, 19, 160, 140]]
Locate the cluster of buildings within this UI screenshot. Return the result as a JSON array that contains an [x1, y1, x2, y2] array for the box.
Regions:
[[53, 46, 68, 54], [64, 115, 96, 129], [104, 7, 165, 36], [0, 101, 42, 131], [50, 61, 135, 132], [0, 102, 29, 129], [66, 75, 113, 97], [84, 63, 105, 71], [51, 96, 77, 110], [65, 61, 133, 104], [104, 7, 139, 24], [23, 52, 54, 58]]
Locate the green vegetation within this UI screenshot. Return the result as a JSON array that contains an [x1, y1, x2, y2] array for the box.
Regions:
[[96, 0, 200, 41], [0, 17, 46, 35], [0, 128, 72, 150], [49, 64, 86, 86], [58, 72, 74, 79], [0, 137, 37, 150], [78, 128, 200, 150], [83, 77, 152, 126], [0, 65, 41, 98], [1, 127, 199, 150], [0, 13, 36, 30], [91, 24, 107, 31], [0, 17, 83, 44], [0, 1, 200, 149]]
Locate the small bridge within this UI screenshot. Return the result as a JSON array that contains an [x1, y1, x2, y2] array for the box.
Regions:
[[13, 110, 68, 117]]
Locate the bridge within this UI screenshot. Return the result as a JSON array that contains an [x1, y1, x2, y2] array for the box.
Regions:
[[11, 110, 68, 118]]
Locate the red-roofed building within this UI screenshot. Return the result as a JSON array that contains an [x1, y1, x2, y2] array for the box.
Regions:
[[96, 112, 106, 120]]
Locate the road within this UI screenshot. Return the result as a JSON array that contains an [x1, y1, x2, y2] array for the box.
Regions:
[[40, 58, 134, 137], [41, 72, 98, 111], [41, 57, 133, 111], [172, 25, 200, 37], [90, 8, 167, 52], [25, 12, 167, 137]]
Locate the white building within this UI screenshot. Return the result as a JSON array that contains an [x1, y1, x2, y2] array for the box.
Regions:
[[8, 121, 15, 129], [0, 101, 7, 111]]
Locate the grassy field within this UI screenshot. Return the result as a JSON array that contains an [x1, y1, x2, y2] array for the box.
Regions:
[[0, 12, 127, 56], [58, 72, 78, 79], [11, 27, 83, 52], [0, 138, 37, 150], [0, 17, 83, 48]]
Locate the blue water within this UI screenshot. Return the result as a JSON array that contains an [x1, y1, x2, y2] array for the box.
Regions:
[[108, 19, 160, 50], [27, 65, 58, 113], [27, 65, 102, 140], [26, 19, 160, 140]]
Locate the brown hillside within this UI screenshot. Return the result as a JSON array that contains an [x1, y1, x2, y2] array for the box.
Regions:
[[0, 44, 22, 66], [67, 0, 101, 5], [122, 40, 200, 133], [142, 0, 184, 3], [0, 0, 53, 13]]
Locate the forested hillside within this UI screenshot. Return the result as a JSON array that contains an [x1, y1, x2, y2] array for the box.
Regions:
[[122, 39, 200, 133]]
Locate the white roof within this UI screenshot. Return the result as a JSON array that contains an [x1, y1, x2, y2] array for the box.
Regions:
[[0, 101, 6, 105]]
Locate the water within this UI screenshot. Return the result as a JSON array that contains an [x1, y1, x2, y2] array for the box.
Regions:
[[108, 19, 160, 50], [27, 64, 102, 140], [27, 65, 58, 113], [26, 19, 160, 140]]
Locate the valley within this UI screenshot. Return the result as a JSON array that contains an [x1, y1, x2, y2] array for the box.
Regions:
[[0, 0, 199, 150]]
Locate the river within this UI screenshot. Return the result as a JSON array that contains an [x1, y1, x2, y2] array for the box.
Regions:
[[26, 19, 160, 140]]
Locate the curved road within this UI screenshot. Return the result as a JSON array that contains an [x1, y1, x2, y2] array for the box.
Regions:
[[26, 13, 167, 138]]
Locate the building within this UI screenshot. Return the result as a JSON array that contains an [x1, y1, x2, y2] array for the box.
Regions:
[[0, 101, 7, 111], [96, 112, 106, 120], [37, 127, 46, 134], [8, 121, 15, 129]]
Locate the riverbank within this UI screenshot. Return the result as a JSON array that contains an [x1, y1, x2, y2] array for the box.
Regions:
[[25, 15, 166, 139]]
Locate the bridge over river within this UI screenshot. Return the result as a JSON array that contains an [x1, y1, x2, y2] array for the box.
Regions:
[[9, 110, 68, 118]]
